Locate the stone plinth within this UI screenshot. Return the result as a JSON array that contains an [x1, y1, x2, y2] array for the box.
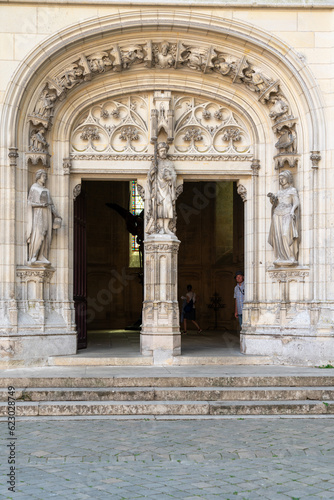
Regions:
[[140, 234, 181, 362], [0, 266, 77, 366]]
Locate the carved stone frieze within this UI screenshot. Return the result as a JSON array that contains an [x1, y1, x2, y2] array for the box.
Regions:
[[267, 267, 309, 283], [17, 266, 55, 283], [70, 153, 253, 161], [145, 243, 179, 252], [31, 39, 298, 164]]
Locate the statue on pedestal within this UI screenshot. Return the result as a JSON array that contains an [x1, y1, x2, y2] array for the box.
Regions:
[[146, 142, 177, 235], [267, 170, 300, 266], [27, 169, 62, 266]]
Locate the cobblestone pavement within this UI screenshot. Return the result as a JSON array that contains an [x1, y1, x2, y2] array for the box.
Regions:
[[1, 418, 334, 499]]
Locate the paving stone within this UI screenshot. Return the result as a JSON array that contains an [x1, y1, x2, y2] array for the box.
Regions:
[[2, 419, 334, 498]]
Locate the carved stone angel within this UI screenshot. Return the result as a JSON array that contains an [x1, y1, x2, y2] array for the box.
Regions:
[[146, 142, 177, 235], [267, 170, 300, 266]]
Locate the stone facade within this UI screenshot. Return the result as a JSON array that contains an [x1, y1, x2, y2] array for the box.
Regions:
[[0, 2, 334, 366]]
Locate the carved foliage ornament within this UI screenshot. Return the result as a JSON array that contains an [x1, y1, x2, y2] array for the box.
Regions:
[[29, 39, 299, 163]]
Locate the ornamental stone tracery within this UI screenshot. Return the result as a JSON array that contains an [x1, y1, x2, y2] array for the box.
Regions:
[[26, 38, 300, 169], [69, 94, 253, 161]]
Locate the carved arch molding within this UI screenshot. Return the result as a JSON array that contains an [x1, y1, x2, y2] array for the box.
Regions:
[[26, 38, 299, 170]]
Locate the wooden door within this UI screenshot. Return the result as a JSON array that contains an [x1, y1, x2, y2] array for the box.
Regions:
[[74, 188, 87, 349]]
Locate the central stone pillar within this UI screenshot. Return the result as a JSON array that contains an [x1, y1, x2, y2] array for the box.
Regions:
[[140, 234, 181, 361]]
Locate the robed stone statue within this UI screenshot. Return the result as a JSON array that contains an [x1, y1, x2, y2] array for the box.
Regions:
[[146, 142, 177, 235], [267, 170, 300, 266], [27, 169, 62, 266]]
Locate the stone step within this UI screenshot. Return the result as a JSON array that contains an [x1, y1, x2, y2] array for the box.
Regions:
[[0, 400, 334, 417], [1, 375, 334, 388], [2, 386, 334, 402], [48, 354, 274, 367]]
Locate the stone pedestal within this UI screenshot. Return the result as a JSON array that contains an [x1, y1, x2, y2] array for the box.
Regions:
[[0, 266, 77, 367], [140, 234, 181, 362]]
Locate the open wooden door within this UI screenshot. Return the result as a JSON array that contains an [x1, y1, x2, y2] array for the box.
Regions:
[[74, 188, 87, 349]]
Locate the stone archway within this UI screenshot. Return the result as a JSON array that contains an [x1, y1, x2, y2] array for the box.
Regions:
[[0, 12, 331, 366]]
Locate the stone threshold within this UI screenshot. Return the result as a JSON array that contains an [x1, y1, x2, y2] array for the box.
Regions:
[[47, 354, 274, 366]]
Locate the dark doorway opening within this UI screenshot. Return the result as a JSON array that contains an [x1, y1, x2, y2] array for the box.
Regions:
[[177, 181, 244, 334], [74, 180, 143, 350]]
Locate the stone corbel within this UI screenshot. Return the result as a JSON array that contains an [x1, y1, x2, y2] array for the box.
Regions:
[[237, 183, 247, 202], [176, 182, 183, 199], [251, 159, 260, 176], [8, 147, 19, 167], [137, 183, 145, 201], [310, 151, 321, 169], [63, 158, 72, 175], [73, 183, 81, 200]]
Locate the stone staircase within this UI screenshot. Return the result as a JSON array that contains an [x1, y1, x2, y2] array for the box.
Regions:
[[1, 374, 334, 417]]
